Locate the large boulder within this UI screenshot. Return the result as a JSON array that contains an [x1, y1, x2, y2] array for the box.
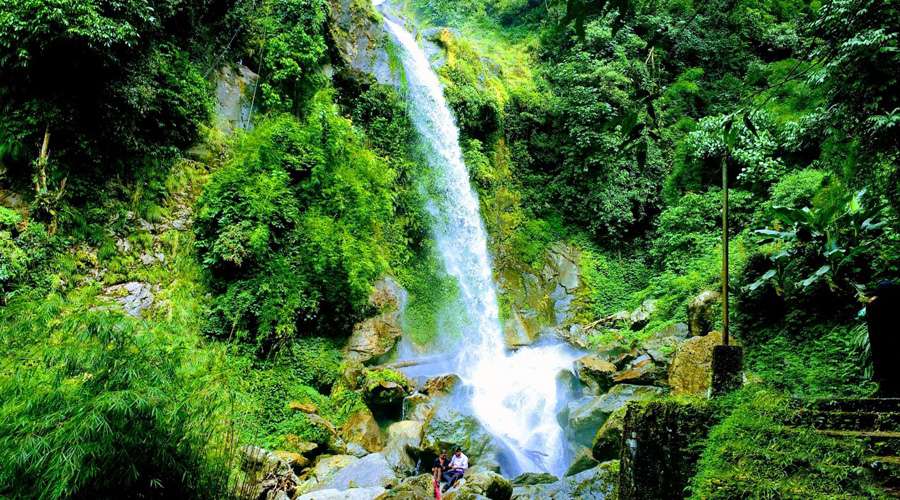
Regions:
[[383, 420, 424, 474], [374, 474, 434, 499], [402, 393, 436, 423], [297, 487, 386, 500], [573, 355, 617, 395], [305, 453, 398, 493], [342, 408, 385, 453], [591, 405, 628, 461], [510, 473, 558, 486], [612, 355, 666, 386], [555, 369, 582, 402], [564, 446, 598, 477], [345, 278, 407, 363], [511, 461, 618, 500], [669, 331, 736, 396], [445, 467, 512, 500], [559, 384, 667, 447], [423, 374, 461, 397], [422, 404, 507, 471], [629, 300, 658, 331], [687, 291, 720, 337], [346, 316, 402, 364], [363, 369, 414, 416], [559, 396, 607, 446]]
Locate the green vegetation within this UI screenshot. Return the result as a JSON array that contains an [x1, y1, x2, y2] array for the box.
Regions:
[[195, 95, 396, 348], [690, 388, 888, 499], [1, 0, 899, 497]]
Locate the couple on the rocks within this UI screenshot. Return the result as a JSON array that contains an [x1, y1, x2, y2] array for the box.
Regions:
[[431, 447, 468, 497]]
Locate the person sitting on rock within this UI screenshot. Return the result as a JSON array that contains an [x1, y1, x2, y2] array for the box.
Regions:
[[432, 450, 449, 486], [442, 447, 468, 493]]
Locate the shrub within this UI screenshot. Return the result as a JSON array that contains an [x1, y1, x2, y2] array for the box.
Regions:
[[0, 294, 232, 500], [196, 92, 395, 348]]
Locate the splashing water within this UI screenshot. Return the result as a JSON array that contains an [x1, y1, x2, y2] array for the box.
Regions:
[[379, 13, 579, 476]]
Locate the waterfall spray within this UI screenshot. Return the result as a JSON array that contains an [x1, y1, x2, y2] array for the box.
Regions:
[[378, 11, 579, 476]]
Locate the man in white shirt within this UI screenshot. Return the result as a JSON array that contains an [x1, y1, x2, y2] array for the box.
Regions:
[[443, 447, 468, 492]]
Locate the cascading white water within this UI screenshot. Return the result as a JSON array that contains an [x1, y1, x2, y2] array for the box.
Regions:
[[379, 12, 579, 477]]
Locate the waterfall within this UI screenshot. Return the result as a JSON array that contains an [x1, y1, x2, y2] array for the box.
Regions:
[[379, 12, 578, 477]]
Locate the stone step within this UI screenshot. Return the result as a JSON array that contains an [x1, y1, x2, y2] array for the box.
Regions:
[[811, 398, 900, 414], [792, 410, 900, 432], [817, 430, 900, 456], [867, 456, 900, 487]]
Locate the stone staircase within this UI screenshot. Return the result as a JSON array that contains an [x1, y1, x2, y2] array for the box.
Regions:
[[793, 398, 900, 497]]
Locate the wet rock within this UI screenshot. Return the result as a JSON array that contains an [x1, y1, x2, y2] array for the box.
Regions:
[[402, 393, 435, 423], [423, 374, 461, 397], [446, 467, 512, 500], [688, 291, 720, 337], [503, 308, 543, 348], [556, 369, 582, 401], [560, 384, 667, 447], [565, 446, 599, 477], [306, 453, 397, 493], [496, 243, 584, 348], [346, 316, 402, 363], [669, 331, 736, 396], [374, 474, 434, 499], [629, 299, 657, 331], [573, 355, 617, 395], [591, 406, 627, 461], [639, 336, 682, 365], [346, 442, 369, 457], [297, 487, 386, 500], [510, 473, 558, 486], [341, 361, 366, 391], [561, 396, 608, 446], [364, 380, 411, 416], [612, 355, 665, 386], [383, 420, 423, 474], [650, 323, 690, 340], [343, 408, 385, 453], [422, 404, 506, 471], [329, 0, 398, 85], [511, 461, 618, 500]]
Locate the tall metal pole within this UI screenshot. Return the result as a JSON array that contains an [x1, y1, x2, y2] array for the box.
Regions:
[[721, 155, 729, 346]]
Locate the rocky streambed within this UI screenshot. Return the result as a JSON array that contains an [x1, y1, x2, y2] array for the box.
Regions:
[[238, 278, 729, 500]]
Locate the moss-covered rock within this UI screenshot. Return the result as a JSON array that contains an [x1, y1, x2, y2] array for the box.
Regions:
[[618, 401, 715, 500], [342, 408, 385, 453], [574, 354, 617, 395], [591, 405, 628, 462], [565, 445, 599, 477], [511, 461, 618, 499]]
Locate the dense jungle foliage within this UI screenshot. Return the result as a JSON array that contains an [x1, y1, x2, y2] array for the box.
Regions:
[[1, 0, 898, 498]]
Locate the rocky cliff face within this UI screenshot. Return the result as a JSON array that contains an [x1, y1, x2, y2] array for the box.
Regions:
[[329, 0, 399, 86], [497, 243, 584, 348]]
